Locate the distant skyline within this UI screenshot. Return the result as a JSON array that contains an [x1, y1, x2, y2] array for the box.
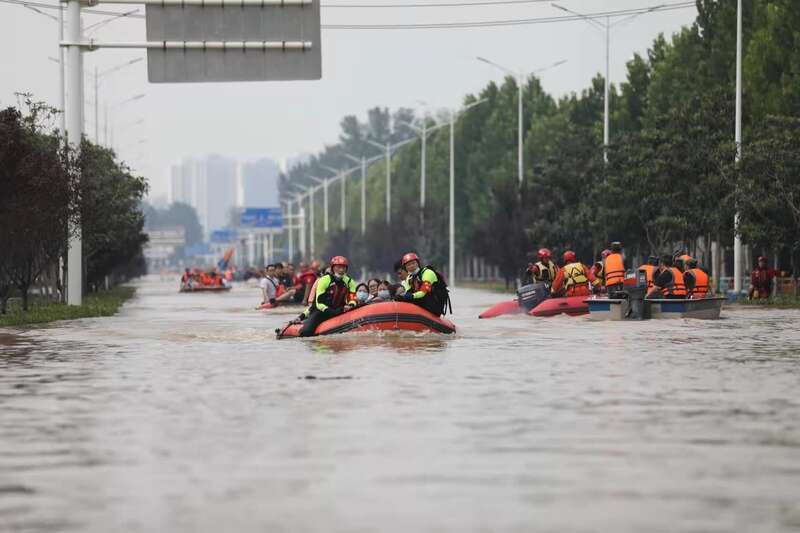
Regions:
[[0, 1, 699, 200]]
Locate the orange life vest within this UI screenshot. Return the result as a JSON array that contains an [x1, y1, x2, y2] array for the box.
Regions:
[[638, 264, 655, 289], [603, 253, 625, 287], [660, 267, 687, 297], [687, 268, 709, 298]]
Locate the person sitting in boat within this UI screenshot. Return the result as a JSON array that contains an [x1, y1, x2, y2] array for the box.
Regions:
[[297, 262, 319, 305], [373, 280, 394, 303], [274, 263, 297, 301], [683, 258, 710, 299], [589, 249, 611, 293], [180, 268, 192, 290], [354, 283, 370, 306], [366, 278, 382, 302], [748, 256, 776, 300], [398, 252, 451, 316], [551, 251, 594, 297], [603, 242, 626, 294], [647, 255, 687, 299], [674, 251, 693, 272], [638, 255, 659, 291], [296, 256, 359, 337], [390, 260, 408, 297], [260, 265, 279, 306], [523, 248, 558, 285]]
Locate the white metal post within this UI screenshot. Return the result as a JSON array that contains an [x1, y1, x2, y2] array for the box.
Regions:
[[517, 72, 523, 184], [66, 0, 83, 306], [340, 173, 346, 231], [287, 200, 294, 262], [361, 156, 366, 235], [308, 190, 315, 258], [421, 119, 427, 209], [449, 111, 455, 286], [385, 144, 391, 224], [604, 16, 610, 163], [323, 178, 329, 233], [94, 66, 99, 142], [733, 0, 743, 295], [298, 206, 306, 259], [58, 4, 66, 137]]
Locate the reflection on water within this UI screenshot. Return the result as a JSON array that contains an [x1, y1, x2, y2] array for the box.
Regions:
[[1, 276, 799, 533]]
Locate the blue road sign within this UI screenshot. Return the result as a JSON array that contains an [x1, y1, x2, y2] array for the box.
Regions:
[[210, 229, 237, 243], [239, 208, 283, 229]]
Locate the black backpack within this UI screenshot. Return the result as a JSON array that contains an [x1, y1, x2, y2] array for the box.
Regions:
[[411, 266, 452, 316]]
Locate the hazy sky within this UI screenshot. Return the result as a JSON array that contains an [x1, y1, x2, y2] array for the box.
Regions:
[[1, 0, 697, 201]]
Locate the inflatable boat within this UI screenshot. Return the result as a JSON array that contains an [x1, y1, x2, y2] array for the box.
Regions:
[[528, 295, 589, 317], [179, 284, 231, 293], [478, 299, 525, 319], [257, 302, 304, 311], [276, 301, 456, 339]]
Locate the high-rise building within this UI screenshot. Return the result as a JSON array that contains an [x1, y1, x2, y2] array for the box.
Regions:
[[169, 155, 237, 237], [241, 158, 280, 208]]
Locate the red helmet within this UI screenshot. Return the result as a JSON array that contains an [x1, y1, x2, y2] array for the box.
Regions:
[[563, 250, 576, 263], [601, 249, 611, 259], [538, 248, 551, 260], [330, 256, 349, 268], [402, 252, 420, 266]]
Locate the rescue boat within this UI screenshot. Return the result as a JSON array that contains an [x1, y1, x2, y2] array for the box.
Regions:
[[478, 299, 525, 319], [585, 296, 725, 320], [276, 301, 456, 339]]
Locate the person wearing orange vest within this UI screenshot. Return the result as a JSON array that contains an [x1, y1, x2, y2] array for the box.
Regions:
[[551, 251, 594, 297], [647, 255, 687, 299], [674, 252, 693, 272], [684, 258, 710, 298], [637, 256, 659, 290], [603, 242, 626, 293]]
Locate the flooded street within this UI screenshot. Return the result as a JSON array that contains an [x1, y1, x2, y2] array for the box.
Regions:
[[2, 276, 800, 532]]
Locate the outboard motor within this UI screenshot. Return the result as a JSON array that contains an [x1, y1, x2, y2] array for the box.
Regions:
[[517, 282, 549, 311], [623, 269, 650, 320]]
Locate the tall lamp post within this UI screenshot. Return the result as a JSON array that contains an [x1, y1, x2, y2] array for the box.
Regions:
[[733, 0, 743, 295], [447, 98, 488, 286], [551, 3, 660, 162], [364, 137, 415, 225], [476, 56, 566, 181]]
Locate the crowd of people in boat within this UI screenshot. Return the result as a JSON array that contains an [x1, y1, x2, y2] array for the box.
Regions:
[[258, 253, 450, 337], [523, 241, 714, 300], [179, 268, 230, 290]]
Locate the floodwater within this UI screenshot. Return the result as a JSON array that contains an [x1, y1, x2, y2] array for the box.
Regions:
[[1, 276, 800, 533]]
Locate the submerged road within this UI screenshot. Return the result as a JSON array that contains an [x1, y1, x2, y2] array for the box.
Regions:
[[1, 276, 800, 532]]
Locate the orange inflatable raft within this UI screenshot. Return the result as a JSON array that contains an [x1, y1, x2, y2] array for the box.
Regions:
[[276, 301, 456, 339]]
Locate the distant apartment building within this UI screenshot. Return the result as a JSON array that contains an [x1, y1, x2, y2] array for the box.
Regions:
[[241, 158, 280, 208], [170, 155, 237, 237]]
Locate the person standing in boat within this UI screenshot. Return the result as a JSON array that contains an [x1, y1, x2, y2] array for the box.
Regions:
[[684, 258, 711, 298], [523, 248, 558, 285], [551, 251, 594, 297], [398, 252, 451, 316], [647, 255, 687, 299], [296, 256, 358, 337], [603, 242, 626, 294]]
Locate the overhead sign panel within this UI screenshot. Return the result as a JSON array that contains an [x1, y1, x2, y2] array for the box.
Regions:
[[239, 207, 283, 228], [210, 229, 237, 243], [145, 0, 321, 83]]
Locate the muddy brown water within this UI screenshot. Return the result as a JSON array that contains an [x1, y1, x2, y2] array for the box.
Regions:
[[1, 276, 800, 532]]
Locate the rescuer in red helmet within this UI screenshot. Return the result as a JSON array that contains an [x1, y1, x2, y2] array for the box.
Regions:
[[522, 248, 558, 286], [551, 250, 594, 297], [397, 252, 451, 316], [296, 255, 358, 336]]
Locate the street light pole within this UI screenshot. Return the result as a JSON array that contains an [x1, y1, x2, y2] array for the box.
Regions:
[[65, 0, 83, 305], [308, 176, 328, 233], [477, 56, 566, 183], [733, 0, 743, 295], [344, 154, 368, 235], [448, 98, 488, 287]]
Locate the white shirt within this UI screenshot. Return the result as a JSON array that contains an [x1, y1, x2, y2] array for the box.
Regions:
[[260, 276, 278, 300]]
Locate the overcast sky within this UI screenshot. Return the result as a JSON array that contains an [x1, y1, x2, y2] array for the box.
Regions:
[[1, 0, 697, 201]]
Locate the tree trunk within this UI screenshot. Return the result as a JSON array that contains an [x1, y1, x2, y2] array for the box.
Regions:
[[21, 285, 29, 311]]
